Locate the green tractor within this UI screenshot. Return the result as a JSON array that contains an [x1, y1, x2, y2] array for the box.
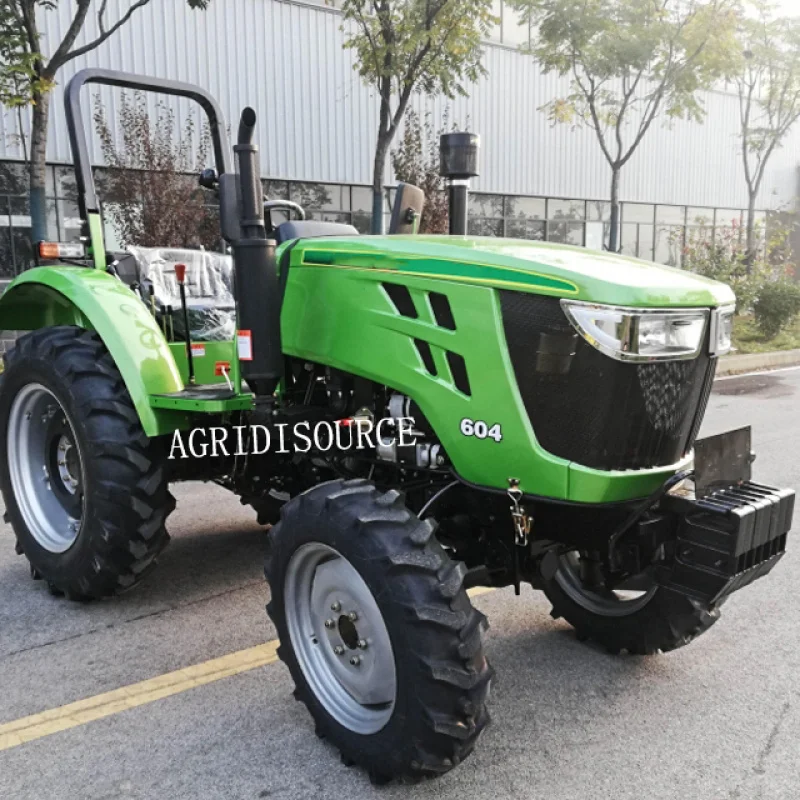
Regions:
[[0, 70, 793, 782]]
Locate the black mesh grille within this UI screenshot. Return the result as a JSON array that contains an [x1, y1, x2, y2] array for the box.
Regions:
[[499, 290, 717, 471]]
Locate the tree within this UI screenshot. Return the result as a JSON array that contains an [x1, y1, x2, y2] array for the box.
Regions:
[[94, 93, 218, 249], [0, 0, 209, 245], [391, 109, 450, 233], [340, 0, 495, 233], [734, 4, 800, 261], [509, 0, 740, 252]]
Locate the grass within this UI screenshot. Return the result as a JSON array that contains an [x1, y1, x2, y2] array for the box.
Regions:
[[731, 314, 800, 355]]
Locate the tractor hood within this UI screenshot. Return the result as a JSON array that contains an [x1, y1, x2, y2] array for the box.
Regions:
[[290, 234, 735, 308]]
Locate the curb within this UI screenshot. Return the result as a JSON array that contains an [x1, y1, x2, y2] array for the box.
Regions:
[[717, 348, 800, 377]]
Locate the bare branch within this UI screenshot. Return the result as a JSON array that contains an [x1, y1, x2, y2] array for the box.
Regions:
[[57, 0, 151, 67], [46, 0, 92, 73]]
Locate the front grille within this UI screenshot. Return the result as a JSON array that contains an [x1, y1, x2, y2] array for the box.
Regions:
[[499, 291, 716, 470]]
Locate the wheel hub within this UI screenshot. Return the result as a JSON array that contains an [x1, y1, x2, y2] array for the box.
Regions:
[[7, 384, 84, 553], [55, 435, 81, 495], [284, 543, 396, 734], [554, 551, 658, 617]]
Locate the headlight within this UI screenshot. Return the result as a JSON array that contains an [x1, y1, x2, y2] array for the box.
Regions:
[[709, 304, 734, 356], [560, 300, 709, 362]]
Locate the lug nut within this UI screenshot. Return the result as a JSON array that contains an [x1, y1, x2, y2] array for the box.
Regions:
[[348, 611, 358, 622], [324, 619, 335, 629], [357, 639, 368, 649], [331, 601, 341, 612], [349, 656, 361, 666], [334, 645, 345, 656]]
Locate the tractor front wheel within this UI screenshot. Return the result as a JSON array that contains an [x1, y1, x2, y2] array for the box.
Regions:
[[265, 479, 493, 783], [0, 326, 173, 600], [542, 550, 719, 654]]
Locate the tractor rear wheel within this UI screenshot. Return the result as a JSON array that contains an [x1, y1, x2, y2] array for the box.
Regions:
[[265, 478, 493, 783], [542, 550, 719, 654], [0, 326, 173, 600]]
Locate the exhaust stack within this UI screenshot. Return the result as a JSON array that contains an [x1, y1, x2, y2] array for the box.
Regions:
[[439, 132, 480, 236], [231, 107, 282, 397]]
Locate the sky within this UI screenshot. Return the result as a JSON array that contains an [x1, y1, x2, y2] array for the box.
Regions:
[[776, 0, 800, 17]]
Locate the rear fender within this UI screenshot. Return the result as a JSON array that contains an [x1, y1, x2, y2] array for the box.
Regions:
[[0, 266, 185, 436]]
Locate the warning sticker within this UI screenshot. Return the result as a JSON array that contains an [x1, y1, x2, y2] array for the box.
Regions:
[[190, 343, 206, 358], [237, 330, 253, 361]]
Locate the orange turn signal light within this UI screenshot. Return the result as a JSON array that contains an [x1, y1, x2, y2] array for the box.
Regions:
[[38, 242, 86, 260]]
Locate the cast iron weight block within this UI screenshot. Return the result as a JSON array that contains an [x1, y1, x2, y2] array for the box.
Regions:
[[657, 481, 794, 605]]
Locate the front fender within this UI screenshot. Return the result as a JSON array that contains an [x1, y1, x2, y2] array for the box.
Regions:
[[0, 266, 184, 436]]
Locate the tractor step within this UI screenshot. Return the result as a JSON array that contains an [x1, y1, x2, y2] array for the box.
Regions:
[[149, 385, 253, 412]]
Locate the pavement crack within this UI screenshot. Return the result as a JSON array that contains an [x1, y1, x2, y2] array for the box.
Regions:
[[0, 578, 264, 661], [753, 698, 791, 775], [726, 696, 793, 798]]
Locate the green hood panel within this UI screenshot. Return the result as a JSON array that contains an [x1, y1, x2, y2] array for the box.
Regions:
[[293, 235, 735, 308]]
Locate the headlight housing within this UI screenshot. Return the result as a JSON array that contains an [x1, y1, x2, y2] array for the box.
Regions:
[[709, 304, 734, 356], [560, 300, 709, 362]]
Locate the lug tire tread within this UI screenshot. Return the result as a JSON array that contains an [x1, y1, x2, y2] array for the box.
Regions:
[[265, 478, 492, 783], [542, 573, 719, 655], [0, 326, 171, 600]]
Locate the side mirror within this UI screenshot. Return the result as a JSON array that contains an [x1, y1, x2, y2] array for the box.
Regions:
[[389, 183, 425, 235], [199, 168, 218, 190]]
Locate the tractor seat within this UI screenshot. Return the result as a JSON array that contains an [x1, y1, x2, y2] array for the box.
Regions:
[[127, 246, 236, 342], [274, 220, 359, 244]]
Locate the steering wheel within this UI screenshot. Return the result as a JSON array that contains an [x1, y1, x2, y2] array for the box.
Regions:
[[263, 199, 306, 233]]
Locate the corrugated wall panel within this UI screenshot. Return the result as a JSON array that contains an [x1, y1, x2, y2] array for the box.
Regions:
[[1, 0, 798, 210]]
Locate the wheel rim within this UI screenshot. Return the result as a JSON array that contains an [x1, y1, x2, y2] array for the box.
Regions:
[[284, 542, 396, 734], [6, 383, 85, 554], [554, 551, 658, 617]]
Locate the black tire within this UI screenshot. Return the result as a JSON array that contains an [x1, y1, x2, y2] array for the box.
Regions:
[[542, 557, 719, 655], [0, 326, 173, 600], [265, 478, 493, 783]]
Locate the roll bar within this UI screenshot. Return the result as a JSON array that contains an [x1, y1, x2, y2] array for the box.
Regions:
[[64, 68, 233, 218]]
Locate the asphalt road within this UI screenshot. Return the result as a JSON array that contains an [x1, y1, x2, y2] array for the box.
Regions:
[[1, 368, 800, 800]]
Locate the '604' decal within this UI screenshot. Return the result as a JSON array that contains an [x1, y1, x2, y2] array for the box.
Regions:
[[460, 418, 503, 442]]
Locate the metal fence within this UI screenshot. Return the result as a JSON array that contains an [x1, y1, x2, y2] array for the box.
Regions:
[[0, 161, 769, 277]]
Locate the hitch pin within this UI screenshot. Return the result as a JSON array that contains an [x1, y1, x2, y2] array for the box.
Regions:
[[507, 478, 531, 547]]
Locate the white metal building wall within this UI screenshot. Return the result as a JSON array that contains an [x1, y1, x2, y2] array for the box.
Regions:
[[0, 0, 798, 210]]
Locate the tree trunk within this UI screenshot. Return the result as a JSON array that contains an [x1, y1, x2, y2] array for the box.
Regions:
[[608, 166, 621, 252], [29, 89, 51, 245], [371, 131, 390, 235], [745, 190, 757, 269]]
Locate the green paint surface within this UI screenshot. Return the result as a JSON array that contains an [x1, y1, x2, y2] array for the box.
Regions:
[[0, 267, 185, 436], [280, 236, 726, 502], [291, 235, 736, 308], [1, 235, 736, 503]]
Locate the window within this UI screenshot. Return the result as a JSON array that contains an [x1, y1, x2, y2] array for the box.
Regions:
[[637, 224, 654, 261], [263, 180, 289, 200], [687, 207, 714, 225], [508, 196, 545, 219], [0, 159, 775, 275], [655, 226, 684, 266], [622, 203, 654, 224], [656, 205, 685, 225], [587, 201, 611, 221], [547, 198, 585, 220], [620, 223, 639, 256], [506, 219, 545, 240], [469, 218, 504, 237]]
